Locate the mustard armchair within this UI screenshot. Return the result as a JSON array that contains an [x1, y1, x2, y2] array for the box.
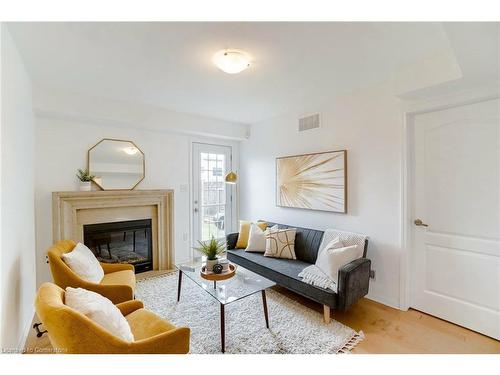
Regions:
[[35, 283, 190, 354], [47, 240, 135, 304]]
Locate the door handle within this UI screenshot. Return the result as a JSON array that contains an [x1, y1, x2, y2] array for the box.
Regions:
[[414, 219, 429, 227]]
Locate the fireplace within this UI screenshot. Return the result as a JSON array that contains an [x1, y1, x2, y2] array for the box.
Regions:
[[83, 219, 153, 273], [53, 190, 173, 272]]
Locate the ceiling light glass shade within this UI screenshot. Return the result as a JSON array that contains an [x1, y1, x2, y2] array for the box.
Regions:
[[225, 171, 238, 184], [213, 50, 251, 74]]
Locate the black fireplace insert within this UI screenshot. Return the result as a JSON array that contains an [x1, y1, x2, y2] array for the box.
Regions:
[[83, 219, 153, 273]]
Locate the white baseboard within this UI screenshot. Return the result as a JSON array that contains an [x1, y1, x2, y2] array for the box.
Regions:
[[365, 293, 401, 310]]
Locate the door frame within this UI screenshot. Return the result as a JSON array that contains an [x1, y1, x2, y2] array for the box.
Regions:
[[190, 140, 238, 259], [400, 89, 500, 311]]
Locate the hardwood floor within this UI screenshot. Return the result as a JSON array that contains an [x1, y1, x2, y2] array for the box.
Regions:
[[274, 286, 499, 353], [24, 281, 500, 354]]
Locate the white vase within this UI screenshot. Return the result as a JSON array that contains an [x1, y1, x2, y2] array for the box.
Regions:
[[79, 181, 91, 191], [205, 258, 219, 273]]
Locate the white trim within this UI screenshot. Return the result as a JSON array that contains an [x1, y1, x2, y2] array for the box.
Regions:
[[399, 110, 412, 311], [400, 89, 500, 311], [33, 86, 250, 141], [400, 85, 500, 114], [189, 137, 240, 260], [366, 294, 401, 311], [189, 140, 194, 261], [190, 140, 238, 257], [35, 108, 249, 141]]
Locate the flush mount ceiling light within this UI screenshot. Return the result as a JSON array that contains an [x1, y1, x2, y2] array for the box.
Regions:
[[212, 49, 251, 74]]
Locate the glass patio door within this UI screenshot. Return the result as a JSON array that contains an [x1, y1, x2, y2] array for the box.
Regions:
[[192, 143, 233, 245]]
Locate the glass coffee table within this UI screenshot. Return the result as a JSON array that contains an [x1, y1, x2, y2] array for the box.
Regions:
[[176, 259, 276, 353]]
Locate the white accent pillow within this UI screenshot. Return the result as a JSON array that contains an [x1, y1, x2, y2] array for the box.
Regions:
[[315, 237, 363, 285], [62, 242, 104, 283], [246, 224, 278, 252], [315, 236, 344, 265], [65, 287, 134, 342]]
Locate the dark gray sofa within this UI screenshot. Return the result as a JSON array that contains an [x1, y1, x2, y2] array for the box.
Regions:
[[226, 221, 371, 320]]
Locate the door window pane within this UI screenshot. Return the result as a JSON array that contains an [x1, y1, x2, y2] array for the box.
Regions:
[[200, 152, 227, 241]]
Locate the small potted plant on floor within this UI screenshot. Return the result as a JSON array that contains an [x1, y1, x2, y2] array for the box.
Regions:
[[196, 236, 226, 273], [76, 168, 95, 191]]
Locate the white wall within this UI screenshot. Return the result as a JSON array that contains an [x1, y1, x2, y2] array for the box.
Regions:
[[0, 25, 36, 349], [239, 83, 403, 308], [34, 112, 240, 286]]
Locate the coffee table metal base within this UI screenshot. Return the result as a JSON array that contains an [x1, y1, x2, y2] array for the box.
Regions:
[[177, 270, 270, 353]]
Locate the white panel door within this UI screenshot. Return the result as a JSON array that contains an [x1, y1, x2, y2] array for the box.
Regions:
[[412, 98, 500, 339], [192, 143, 233, 245]]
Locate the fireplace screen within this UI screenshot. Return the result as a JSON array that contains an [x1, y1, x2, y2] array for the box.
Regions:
[[83, 219, 152, 273]]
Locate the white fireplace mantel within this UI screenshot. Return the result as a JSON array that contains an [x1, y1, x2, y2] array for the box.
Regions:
[[52, 190, 174, 270]]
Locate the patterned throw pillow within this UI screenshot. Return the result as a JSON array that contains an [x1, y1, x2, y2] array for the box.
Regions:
[[264, 227, 297, 259]]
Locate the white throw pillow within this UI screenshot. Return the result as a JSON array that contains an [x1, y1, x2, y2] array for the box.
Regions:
[[246, 224, 278, 252], [62, 242, 104, 283], [315, 238, 363, 285], [65, 287, 134, 342], [315, 237, 344, 266], [264, 227, 297, 259]]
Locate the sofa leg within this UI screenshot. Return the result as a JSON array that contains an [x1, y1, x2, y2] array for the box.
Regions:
[[323, 305, 331, 324]]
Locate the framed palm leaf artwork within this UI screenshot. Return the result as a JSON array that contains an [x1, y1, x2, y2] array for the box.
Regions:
[[276, 150, 347, 213]]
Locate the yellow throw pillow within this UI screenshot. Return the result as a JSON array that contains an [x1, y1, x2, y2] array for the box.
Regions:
[[236, 221, 268, 248]]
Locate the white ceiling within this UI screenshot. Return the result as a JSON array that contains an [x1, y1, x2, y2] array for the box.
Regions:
[[7, 22, 499, 124]]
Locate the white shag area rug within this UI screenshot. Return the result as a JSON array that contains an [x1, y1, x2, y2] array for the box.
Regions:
[[136, 272, 363, 354]]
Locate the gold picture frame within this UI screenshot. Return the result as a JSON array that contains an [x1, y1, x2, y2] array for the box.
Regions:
[[276, 150, 347, 213]]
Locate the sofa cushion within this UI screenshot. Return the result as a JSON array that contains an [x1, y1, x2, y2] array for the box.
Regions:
[[264, 221, 324, 264], [227, 249, 337, 308], [234, 249, 309, 278]]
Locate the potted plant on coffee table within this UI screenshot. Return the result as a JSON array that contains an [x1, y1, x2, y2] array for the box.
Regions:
[[76, 168, 95, 191], [196, 236, 226, 273]]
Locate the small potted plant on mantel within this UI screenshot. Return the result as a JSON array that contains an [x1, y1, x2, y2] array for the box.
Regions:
[[196, 236, 226, 273], [76, 168, 95, 191]]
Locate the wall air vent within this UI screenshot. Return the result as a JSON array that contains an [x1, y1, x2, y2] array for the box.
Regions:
[[298, 113, 320, 132]]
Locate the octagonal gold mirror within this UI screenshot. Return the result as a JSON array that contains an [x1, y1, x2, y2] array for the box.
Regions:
[[88, 138, 145, 190]]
